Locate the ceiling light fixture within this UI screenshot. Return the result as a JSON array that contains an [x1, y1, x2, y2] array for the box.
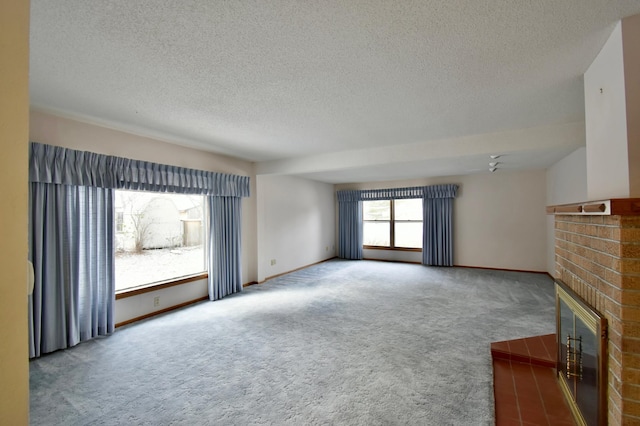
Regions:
[[489, 167, 497, 172], [489, 162, 499, 167], [490, 155, 501, 159]]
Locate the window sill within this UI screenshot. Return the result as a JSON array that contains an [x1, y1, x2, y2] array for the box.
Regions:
[[115, 272, 208, 299], [363, 246, 422, 252]]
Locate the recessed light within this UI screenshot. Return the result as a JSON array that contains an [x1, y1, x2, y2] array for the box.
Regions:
[[489, 162, 499, 167], [490, 155, 501, 159], [489, 167, 497, 172]]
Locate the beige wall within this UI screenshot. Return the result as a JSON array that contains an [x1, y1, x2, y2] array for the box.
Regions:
[[337, 169, 548, 272], [30, 110, 252, 177], [0, 0, 30, 424], [30, 111, 258, 325]]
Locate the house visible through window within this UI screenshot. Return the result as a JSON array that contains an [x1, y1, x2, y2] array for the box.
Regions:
[[115, 211, 124, 233], [114, 190, 207, 292], [363, 198, 423, 249]]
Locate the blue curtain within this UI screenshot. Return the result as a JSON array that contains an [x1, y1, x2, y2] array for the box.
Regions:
[[208, 196, 243, 300], [422, 185, 457, 266], [338, 201, 363, 260], [357, 186, 426, 200], [28, 142, 251, 356], [423, 197, 454, 266], [337, 192, 363, 260], [337, 185, 457, 265], [28, 183, 115, 358], [30, 142, 250, 196]]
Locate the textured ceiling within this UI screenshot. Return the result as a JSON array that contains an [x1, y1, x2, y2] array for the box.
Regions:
[[29, 1, 640, 183]]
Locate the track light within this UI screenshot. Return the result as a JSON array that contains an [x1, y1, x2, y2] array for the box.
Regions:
[[489, 167, 497, 172], [489, 162, 499, 167], [490, 155, 501, 159]]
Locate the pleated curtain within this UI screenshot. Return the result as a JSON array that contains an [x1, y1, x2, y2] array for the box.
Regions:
[[336, 184, 458, 266], [422, 197, 454, 266], [29, 183, 115, 358], [338, 199, 363, 260], [208, 196, 243, 300], [422, 184, 457, 266], [29, 142, 250, 197], [28, 142, 250, 357]]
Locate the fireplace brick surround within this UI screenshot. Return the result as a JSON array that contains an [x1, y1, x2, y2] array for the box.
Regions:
[[552, 202, 640, 424]]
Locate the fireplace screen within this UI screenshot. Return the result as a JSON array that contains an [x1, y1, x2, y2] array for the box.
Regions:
[[556, 282, 607, 426]]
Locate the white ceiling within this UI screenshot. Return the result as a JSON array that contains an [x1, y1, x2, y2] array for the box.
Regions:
[[29, 1, 640, 183]]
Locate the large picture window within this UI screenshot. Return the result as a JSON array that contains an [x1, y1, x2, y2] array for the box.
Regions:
[[114, 190, 207, 292], [363, 198, 423, 249]]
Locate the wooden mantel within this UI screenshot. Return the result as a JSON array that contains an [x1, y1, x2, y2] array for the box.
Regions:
[[546, 198, 640, 216]]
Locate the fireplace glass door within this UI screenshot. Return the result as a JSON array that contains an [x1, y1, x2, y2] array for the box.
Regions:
[[556, 282, 607, 426]]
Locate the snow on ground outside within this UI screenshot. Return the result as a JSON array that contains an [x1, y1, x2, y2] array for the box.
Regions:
[[115, 245, 205, 291]]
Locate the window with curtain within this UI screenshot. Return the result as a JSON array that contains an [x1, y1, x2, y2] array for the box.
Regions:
[[114, 190, 207, 292], [337, 184, 457, 265], [28, 142, 250, 357], [363, 198, 423, 249]]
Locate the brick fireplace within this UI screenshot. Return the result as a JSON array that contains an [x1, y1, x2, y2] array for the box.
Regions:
[[550, 199, 640, 424]]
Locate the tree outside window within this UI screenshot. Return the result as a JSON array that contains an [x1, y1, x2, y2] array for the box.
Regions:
[[114, 190, 207, 292]]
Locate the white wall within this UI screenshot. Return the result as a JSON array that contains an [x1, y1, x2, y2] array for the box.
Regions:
[[29, 110, 258, 325], [454, 171, 547, 271], [257, 174, 336, 282], [546, 147, 588, 206], [363, 249, 422, 263], [584, 22, 630, 199], [545, 147, 588, 275], [337, 169, 548, 272], [115, 279, 208, 325]]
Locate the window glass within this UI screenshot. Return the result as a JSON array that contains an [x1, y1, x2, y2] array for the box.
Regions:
[[363, 200, 390, 220], [363, 222, 391, 246], [114, 190, 206, 291], [115, 211, 124, 233], [394, 222, 423, 248], [394, 199, 422, 221], [362, 198, 423, 249]]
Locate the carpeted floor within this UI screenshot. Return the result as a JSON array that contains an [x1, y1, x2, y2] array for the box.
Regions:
[[29, 259, 556, 425]]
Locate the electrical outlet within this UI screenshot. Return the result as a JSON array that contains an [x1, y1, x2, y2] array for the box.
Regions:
[[270, 259, 276, 266], [153, 296, 160, 307]]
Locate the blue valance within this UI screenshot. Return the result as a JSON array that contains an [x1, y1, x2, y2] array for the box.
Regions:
[[29, 142, 250, 197], [337, 184, 458, 202]]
